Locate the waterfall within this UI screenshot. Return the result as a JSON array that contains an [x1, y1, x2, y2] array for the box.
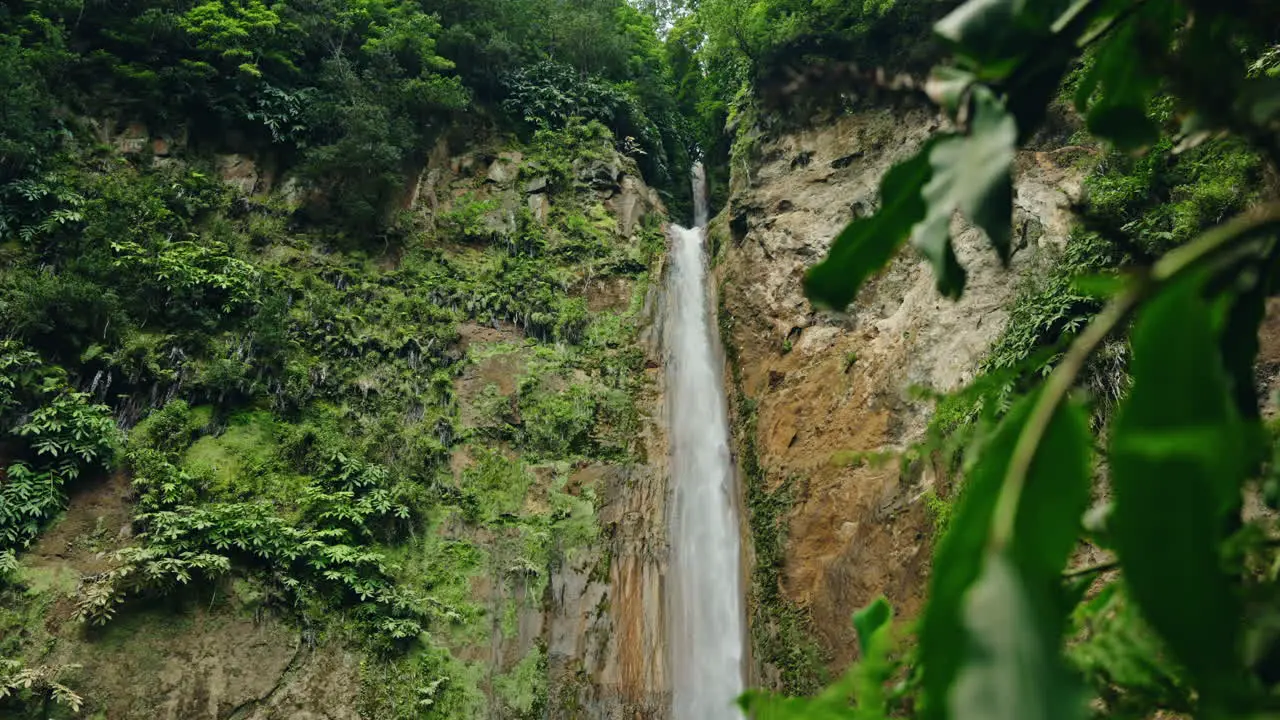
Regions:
[[666, 162, 746, 719]]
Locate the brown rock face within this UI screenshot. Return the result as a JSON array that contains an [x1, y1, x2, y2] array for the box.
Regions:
[[716, 107, 1086, 676]]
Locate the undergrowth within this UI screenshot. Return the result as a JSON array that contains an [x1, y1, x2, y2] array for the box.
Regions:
[[719, 287, 829, 694], [0, 114, 661, 717]]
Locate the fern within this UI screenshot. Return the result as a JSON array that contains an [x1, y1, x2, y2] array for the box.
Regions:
[[0, 659, 84, 713], [0, 341, 119, 552]]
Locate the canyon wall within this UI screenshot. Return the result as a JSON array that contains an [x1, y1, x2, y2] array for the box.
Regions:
[[714, 106, 1088, 681]]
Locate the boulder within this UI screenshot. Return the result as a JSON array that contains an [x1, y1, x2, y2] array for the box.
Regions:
[[528, 193, 551, 223], [523, 175, 550, 194], [216, 154, 260, 195], [486, 151, 524, 184], [574, 157, 623, 192], [114, 122, 149, 155], [606, 177, 647, 236]]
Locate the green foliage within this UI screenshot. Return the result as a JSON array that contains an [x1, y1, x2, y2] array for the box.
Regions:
[[437, 193, 502, 244], [523, 119, 618, 194], [76, 403, 434, 651], [0, 659, 84, 715], [358, 642, 484, 719], [740, 596, 903, 719], [922, 488, 953, 537], [0, 341, 119, 552], [1068, 583, 1192, 716], [178, 0, 291, 77], [783, 2, 1280, 720], [1108, 277, 1249, 706], [0, 0, 698, 234], [494, 645, 548, 719], [0, 8, 669, 719], [502, 62, 632, 133]]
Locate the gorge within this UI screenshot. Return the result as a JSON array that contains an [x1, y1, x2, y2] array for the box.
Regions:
[[3, 1, 1280, 719]]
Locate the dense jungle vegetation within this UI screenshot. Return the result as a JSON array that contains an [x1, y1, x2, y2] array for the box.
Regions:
[[5, 0, 1280, 718], [0, 0, 683, 715]]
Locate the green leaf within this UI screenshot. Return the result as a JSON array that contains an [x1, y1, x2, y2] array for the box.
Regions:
[[1086, 105, 1159, 152], [1074, 3, 1179, 151], [1238, 78, 1280, 128], [935, 0, 1028, 78], [804, 138, 938, 310], [1071, 272, 1126, 299], [1219, 252, 1277, 422], [853, 596, 893, 657], [950, 554, 1085, 720], [1109, 277, 1245, 705], [852, 597, 896, 720], [919, 392, 1090, 720], [914, 87, 1017, 297]]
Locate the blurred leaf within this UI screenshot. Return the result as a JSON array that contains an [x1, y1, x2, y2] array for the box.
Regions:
[[1071, 272, 1126, 298], [1109, 276, 1246, 705], [914, 87, 1017, 297], [1074, 3, 1180, 151], [853, 596, 895, 720], [804, 138, 937, 310], [1238, 78, 1280, 128], [935, 0, 1030, 79], [1087, 105, 1159, 152], [950, 554, 1086, 720], [1219, 252, 1277, 423], [919, 391, 1090, 720], [741, 597, 898, 719], [927, 66, 976, 116], [854, 596, 893, 657]]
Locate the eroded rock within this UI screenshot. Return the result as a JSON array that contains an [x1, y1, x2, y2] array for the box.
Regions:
[[216, 154, 260, 195], [716, 106, 1086, 674]]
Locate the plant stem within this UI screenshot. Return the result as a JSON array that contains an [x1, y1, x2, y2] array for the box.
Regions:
[[1063, 538, 1280, 579], [1062, 558, 1119, 579], [990, 201, 1280, 551]]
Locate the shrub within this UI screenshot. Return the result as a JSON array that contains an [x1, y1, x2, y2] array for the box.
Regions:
[[0, 341, 119, 552]]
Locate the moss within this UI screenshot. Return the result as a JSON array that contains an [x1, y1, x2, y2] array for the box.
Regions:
[[15, 565, 80, 597], [183, 410, 291, 501], [493, 645, 548, 719], [717, 286, 829, 694]]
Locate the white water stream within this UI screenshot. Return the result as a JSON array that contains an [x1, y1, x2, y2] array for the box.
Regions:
[[666, 164, 746, 719]]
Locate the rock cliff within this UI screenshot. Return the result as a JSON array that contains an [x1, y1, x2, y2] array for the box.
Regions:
[[714, 106, 1088, 681]]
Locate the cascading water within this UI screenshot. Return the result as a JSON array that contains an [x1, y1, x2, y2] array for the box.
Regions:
[[666, 163, 746, 719]]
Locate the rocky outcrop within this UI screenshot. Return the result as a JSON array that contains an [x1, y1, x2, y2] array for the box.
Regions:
[[716, 107, 1088, 675], [403, 141, 675, 718]]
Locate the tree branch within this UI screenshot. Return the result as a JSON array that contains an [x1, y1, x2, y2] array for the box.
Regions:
[[990, 201, 1280, 551]]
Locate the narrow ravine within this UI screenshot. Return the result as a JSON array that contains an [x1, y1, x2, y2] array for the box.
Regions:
[[666, 164, 746, 719]]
